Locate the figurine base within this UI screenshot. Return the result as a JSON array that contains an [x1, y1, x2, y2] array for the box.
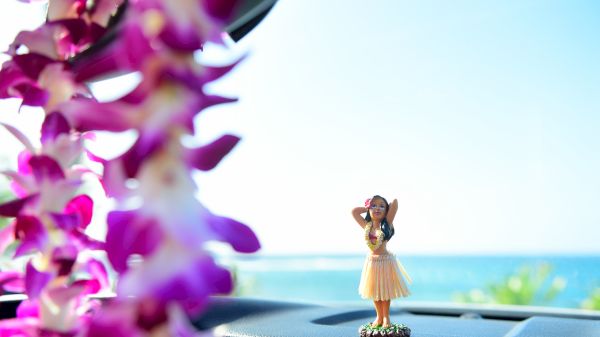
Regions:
[[358, 323, 411, 337]]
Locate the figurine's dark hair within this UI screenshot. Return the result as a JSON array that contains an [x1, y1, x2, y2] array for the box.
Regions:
[[365, 195, 395, 241]]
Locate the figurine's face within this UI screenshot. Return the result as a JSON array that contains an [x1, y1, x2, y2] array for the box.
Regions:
[[369, 198, 387, 221]]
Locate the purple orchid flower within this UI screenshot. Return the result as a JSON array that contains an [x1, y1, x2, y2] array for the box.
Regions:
[[62, 56, 239, 134], [0, 0, 123, 109], [103, 141, 259, 268], [0, 270, 25, 295], [0, 280, 103, 337], [118, 0, 238, 53], [103, 139, 259, 249], [59, 79, 238, 184], [86, 296, 214, 337], [0, 57, 88, 110], [0, 112, 88, 207], [69, 0, 242, 81], [5, 154, 81, 217], [45, 0, 124, 27], [117, 247, 232, 313], [0, 59, 50, 107], [0, 251, 109, 333], [14, 215, 49, 258], [0, 193, 103, 271]]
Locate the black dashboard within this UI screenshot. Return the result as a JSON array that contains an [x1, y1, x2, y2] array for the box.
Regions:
[[195, 297, 600, 337]]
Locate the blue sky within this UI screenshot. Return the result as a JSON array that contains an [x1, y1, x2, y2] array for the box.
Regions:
[[1, 1, 599, 255]]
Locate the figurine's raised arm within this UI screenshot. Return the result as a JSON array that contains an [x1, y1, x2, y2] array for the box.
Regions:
[[386, 199, 398, 225], [352, 206, 368, 228]]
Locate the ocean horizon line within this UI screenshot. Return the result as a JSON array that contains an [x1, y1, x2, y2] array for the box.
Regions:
[[221, 251, 600, 259]]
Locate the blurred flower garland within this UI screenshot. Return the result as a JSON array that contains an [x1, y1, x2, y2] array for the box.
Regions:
[[0, 1, 260, 336]]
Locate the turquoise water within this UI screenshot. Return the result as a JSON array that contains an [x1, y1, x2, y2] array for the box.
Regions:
[[224, 254, 600, 309]]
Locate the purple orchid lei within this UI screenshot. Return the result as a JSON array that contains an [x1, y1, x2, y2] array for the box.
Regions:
[[0, 1, 260, 336]]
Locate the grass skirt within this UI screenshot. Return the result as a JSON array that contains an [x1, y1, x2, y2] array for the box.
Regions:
[[358, 253, 412, 300]]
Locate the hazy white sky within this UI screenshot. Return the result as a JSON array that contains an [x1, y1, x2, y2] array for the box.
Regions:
[[1, 1, 599, 255]]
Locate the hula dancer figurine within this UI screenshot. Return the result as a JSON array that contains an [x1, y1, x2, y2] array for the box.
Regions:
[[353, 195, 412, 337]]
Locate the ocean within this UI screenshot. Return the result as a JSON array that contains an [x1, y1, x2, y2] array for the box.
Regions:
[[221, 254, 600, 309]]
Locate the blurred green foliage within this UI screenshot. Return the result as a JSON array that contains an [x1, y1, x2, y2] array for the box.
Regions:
[[230, 263, 257, 297], [0, 187, 13, 229], [0, 186, 17, 265], [581, 288, 600, 310], [453, 263, 566, 306]]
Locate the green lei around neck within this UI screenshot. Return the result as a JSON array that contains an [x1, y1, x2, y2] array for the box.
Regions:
[[364, 222, 384, 251]]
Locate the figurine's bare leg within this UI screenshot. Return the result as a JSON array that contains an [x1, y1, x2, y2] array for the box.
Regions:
[[382, 300, 391, 328], [371, 300, 383, 327]]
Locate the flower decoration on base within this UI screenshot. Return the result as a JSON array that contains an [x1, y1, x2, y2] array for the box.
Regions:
[[359, 323, 411, 337]]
